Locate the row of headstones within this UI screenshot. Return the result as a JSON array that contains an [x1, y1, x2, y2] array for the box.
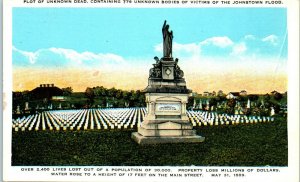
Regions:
[[12, 108, 146, 131], [14, 109, 103, 131], [50, 108, 142, 130], [12, 110, 85, 131], [193, 100, 276, 116], [187, 111, 274, 127], [12, 108, 275, 131], [13, 109, 101, 131]]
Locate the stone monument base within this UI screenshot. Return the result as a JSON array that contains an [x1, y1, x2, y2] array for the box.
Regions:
[[131, 92, 205, 145], [132, 132, 205, 145]]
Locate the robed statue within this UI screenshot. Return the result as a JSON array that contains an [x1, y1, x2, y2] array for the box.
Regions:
[[162, 20, 173, 58]]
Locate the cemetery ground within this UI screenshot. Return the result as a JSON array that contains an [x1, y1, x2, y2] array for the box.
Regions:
[[12, 116, 287, 166]]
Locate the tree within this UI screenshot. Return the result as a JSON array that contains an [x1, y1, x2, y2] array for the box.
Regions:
[[85, 87, 95, 107], [227, 99, 236, 108], [129, 90, 137, 107], [115, 89, 123, 99], [107, 87, 117, 97], [138, 94, 146, 107], [273, 92, 283, 101], [122, 91, 130, 100], [217, 90, 225, 96], [209, 97, 218, 108], [239, 95, 248, 102], [187, 96, 194, 109], [62, 87, 73, 96], [212, 91, 216, 96], [216, 95, 226, 102], [226, 99, 236, 114], [248, 94, 259, 101], [261, 94, 271, 108]]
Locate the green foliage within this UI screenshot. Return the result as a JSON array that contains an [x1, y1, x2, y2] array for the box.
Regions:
[[85, 87, 95, 107], [82, 87, 145, 108], [187, 96, 194, 109], [12, 117, 287, 166], [13, 86, 146, 112], [62, 87, 73, 96]]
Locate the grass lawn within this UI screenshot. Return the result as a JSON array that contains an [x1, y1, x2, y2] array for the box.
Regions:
[[12, 117, 287, 166]]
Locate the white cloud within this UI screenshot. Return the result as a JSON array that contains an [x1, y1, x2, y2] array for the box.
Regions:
[[49, 48, 83, 64], [13, 46, 38, 64], [13, 33, 284, 71], [262, 35, 279, 46], [173, 42, 200, 55], [231, 42, 247, 55], [200, 36, 234, 48], [49, 48, 125, 64], [154, 42, 201, 59], [244, 34, 256, 40], [154, 43, 163, 53], [151, 34, 283, 62], [13, 47, 125, 67]]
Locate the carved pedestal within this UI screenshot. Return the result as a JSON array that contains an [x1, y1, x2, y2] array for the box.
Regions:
[[132, 93, 205, 145]]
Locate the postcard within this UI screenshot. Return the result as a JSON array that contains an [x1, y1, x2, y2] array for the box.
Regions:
[[2, 0, 299, 181]]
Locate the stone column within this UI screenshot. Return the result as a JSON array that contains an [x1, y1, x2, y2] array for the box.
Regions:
[[181, 101, 187, 115], [150, 101, 155, 115]]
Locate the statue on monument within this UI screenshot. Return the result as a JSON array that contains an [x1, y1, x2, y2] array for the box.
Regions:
[[149, 56, 162, 78], [174, 58, 184, 79], [162, 20, 173, 58], [148, 21, 186, 80], [132, 20, 204, 145]]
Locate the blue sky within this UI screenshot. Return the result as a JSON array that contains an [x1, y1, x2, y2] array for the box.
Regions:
[[12, 8, 288, 93], [13, 8, 287, 58]]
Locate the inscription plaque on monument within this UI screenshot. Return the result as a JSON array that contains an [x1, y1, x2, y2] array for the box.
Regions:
[[132, 20, 205, 144], [156, 103, 180, 112]]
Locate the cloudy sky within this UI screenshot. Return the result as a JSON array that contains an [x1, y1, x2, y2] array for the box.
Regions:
[[13, 8, 287, 93]]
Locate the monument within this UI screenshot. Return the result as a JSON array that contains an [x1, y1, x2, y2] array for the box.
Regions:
[[132, 20, 205, 145]]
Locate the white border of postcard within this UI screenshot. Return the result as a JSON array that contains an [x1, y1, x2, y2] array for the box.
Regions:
[[3, 0, 299, 181]]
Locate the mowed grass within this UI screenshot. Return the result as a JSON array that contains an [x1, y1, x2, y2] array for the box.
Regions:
[[12, 117, 287, 166]]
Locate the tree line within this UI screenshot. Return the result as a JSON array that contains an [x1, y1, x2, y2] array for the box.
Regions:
[[84, 86, 145, 108], [191, 92, 287, 116]]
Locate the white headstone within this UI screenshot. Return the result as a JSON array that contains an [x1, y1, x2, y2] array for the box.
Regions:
[[25, 102, 29, 110], [206, 100, 210, 111], [261, 100, 265, 108], [16, 106, 21, 114], [234, 109, 239, 115], [247, 99, 250, 109], [270, 107, 275, 116], [199, 100, 202, 109], [125, 102, 129, 108]]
